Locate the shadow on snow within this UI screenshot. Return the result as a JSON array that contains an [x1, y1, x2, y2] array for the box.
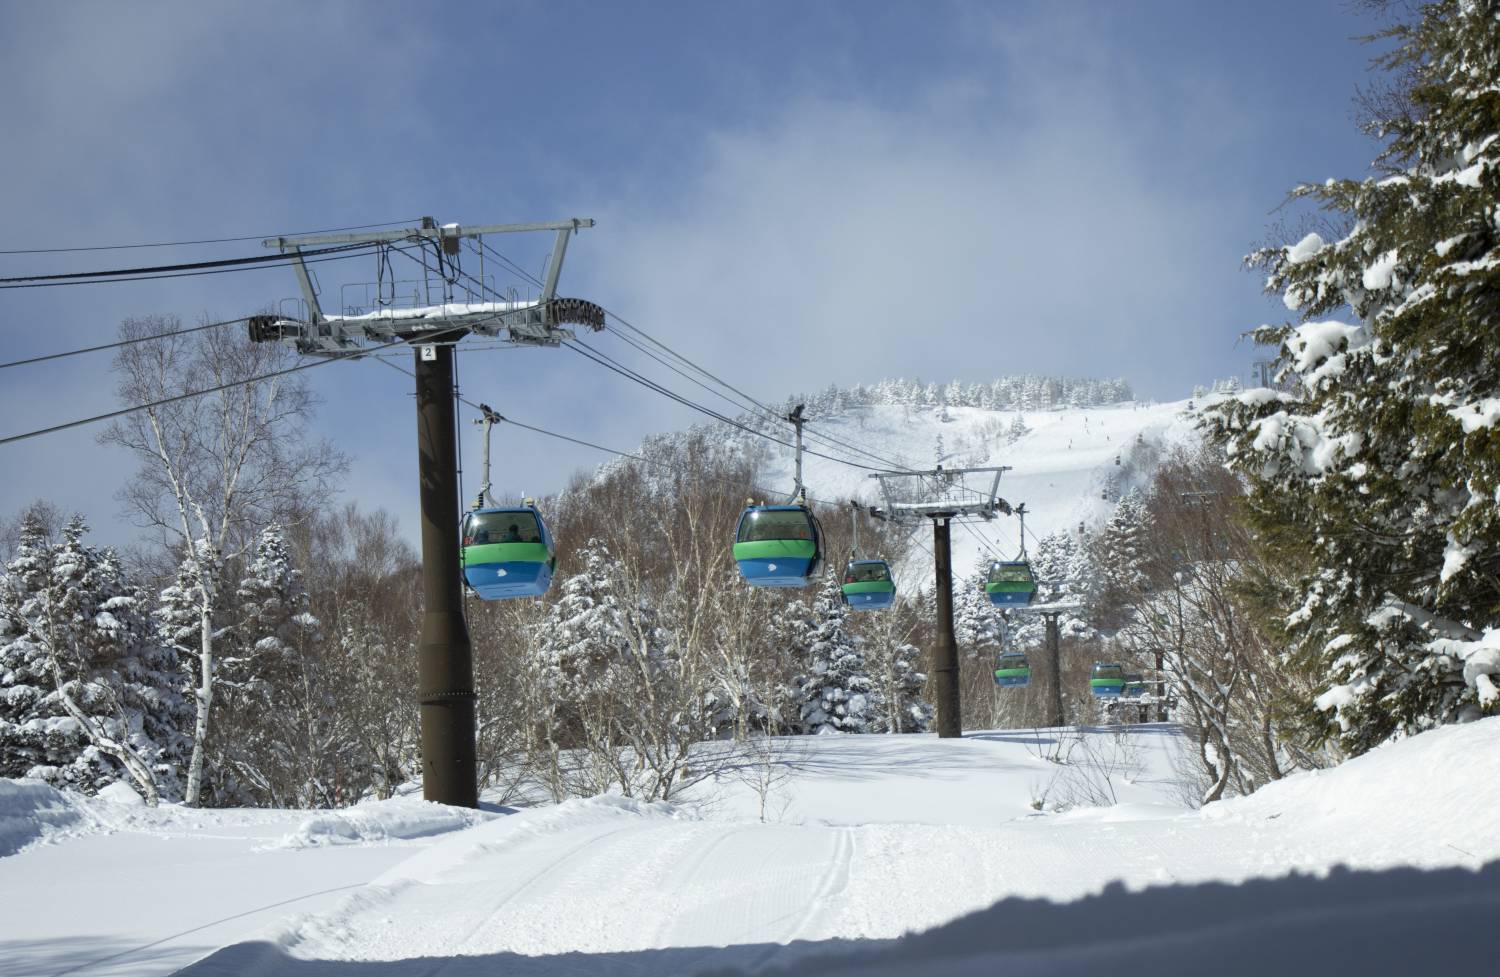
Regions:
[[142, 859, 1499, 977]]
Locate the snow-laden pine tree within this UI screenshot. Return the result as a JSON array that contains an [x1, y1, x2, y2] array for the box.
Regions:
[[227, 526, 331, 806], [858, 604, 932, 734], [793, 573, 872, 734], [0, 516, 186, 803], [1207, 0, 1500, 754], [765, 595, 816, 734], [1010, 530, 1097, 651], [534, 539, 631, 718], [954, 553, 1004, 655], [1091, 489, 1152, 630], [531, 539, 684, 798]]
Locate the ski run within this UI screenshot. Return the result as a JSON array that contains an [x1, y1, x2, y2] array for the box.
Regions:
[[3, 718, 1497, 976]]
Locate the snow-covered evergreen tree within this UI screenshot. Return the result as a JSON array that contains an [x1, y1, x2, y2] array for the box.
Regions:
[[859, 605, 932, 734], [954, 554, 1004, 655], [1207, 0, 1500, 753], [765, 595, 816, 734], [793, 573, 872, 734], [1091, 489, 1152, 628], [239, 526, 320, 665], [534, 539, 632, 708], [530, 539, 689, 798], [1009, 530, 1096, 650], [0, 516, 186, 802], [226, 525, 331, 806]]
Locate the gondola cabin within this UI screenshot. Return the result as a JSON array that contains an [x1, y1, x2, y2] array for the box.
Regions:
[[994, 652, 1031, 688], [984, 560, 1037, 607], [1123, 674, 1147, 698], [841, 559, 895, 610], [460, 505, 556, 600], [1090, 663, 1126, 698], [733, 505, 822, 588]]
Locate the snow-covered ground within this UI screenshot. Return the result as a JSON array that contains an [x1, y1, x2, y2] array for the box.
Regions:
[[3, 719, 1497, 976]]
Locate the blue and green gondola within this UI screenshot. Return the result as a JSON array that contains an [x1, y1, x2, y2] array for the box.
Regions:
[[461, 505, 557, 600], [841, 559, 896, 610], [734, 505, 822, 588]]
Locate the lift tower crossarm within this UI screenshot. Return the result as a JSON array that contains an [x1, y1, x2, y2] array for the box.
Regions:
[[253, 217, 602, 355], [261, 218, 595, 249]]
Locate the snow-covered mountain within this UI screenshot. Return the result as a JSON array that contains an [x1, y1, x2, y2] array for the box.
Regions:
[[637, 376, 1205, 583]]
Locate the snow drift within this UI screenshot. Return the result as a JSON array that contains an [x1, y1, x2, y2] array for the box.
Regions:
[[0, 778, 91, 856]]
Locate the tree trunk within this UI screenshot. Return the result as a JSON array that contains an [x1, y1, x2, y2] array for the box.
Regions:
[[48, 665, 161, 807], [184, 602, 214, 807]]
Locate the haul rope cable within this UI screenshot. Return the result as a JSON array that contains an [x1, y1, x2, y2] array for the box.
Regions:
[[371, 357, 845, 510], [0, 322, 490, 447], [392, 238, 914, 478], [0, 217, 425, 255], [0, 316, 250, 371], [468, 236, 917, 473]]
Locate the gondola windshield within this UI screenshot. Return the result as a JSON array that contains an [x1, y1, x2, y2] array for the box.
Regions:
[[463, 510, 543, 545], [844, 561, 891, 583], [737, 508, 815, 542]]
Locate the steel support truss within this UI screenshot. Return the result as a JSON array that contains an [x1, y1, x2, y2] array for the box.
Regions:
[[247, 217, 604, 355]]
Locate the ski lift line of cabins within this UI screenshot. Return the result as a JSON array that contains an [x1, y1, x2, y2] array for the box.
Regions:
[[460, 404, 557, 600], [984, 503, 1038, 608], [841, 501, 896, 610], [420, 368, 880, 600]]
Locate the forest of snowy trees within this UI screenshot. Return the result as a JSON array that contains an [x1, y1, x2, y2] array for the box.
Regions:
[[0, 413, 934, 808], [1, 0, 1496, 814]]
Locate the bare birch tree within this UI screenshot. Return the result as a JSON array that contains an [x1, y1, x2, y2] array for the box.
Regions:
[[100, 316, 344, 805]]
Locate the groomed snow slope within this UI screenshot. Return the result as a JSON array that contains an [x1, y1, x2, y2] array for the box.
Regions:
[[136, 718, 1500, 977], [0, 791, 502, 977]]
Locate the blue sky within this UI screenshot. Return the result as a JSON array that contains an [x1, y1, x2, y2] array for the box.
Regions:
[[0, 0, 1391, 548]]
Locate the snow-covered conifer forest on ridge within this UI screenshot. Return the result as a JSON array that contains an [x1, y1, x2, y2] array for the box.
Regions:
[[3, 0, 1500, 973]]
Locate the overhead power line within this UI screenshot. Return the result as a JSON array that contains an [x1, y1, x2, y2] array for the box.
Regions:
[[0, 218, 425, 255]]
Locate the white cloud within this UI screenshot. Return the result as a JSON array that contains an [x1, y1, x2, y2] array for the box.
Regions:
[[583, 56, 1258, 411]]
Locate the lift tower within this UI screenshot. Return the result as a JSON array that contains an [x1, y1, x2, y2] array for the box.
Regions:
[[869, 466, 1010, 738], [249, 217, 604, 808]]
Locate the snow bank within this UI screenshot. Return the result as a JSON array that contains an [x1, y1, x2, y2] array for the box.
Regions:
[[1205, 715, 1500, 859], [0, 778, 93, 856], [270, 795, 502, 849]]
